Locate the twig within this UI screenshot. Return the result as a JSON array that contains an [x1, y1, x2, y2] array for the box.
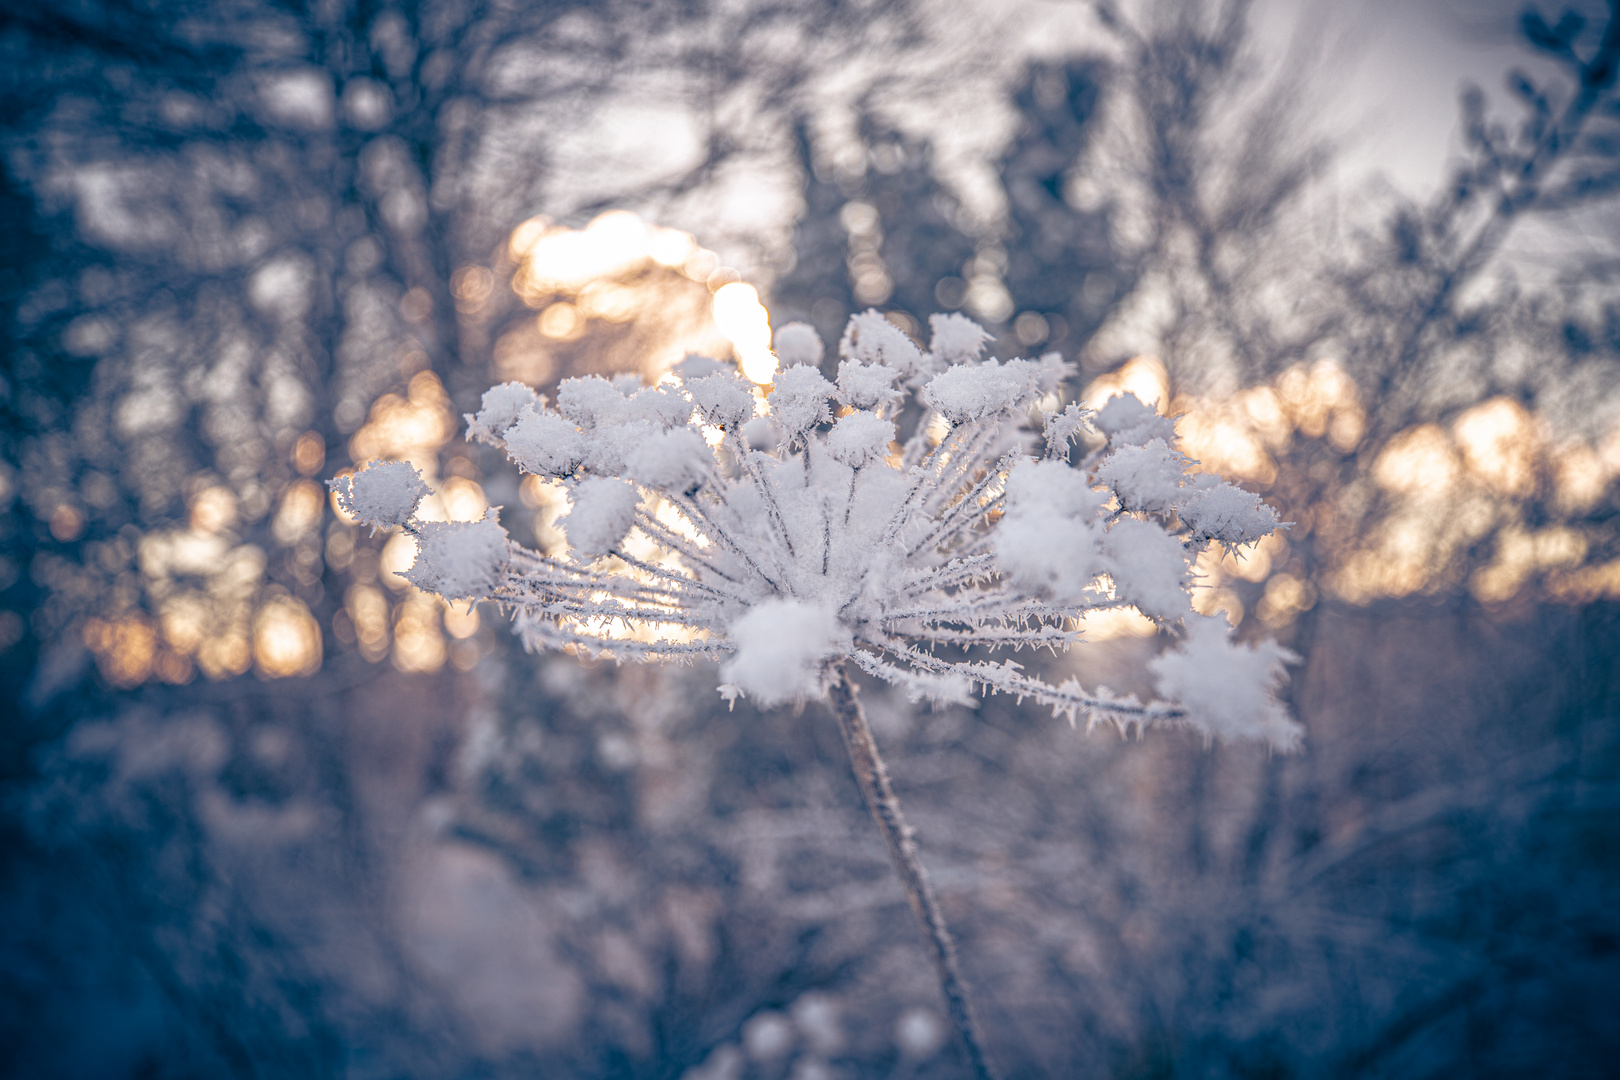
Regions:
[[826, 666, 997, 1080]]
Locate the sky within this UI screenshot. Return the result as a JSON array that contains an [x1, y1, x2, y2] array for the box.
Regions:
[[628, 0, 1579, 283], [1265, 0, 1553, 195]]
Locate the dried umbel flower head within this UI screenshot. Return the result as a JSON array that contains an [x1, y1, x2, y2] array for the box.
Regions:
[[373, 310, 1298, 750], [345, 308, 1301, 1078]]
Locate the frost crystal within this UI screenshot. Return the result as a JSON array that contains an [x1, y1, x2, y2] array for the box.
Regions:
[[1093, 391, 1177, 446], [1149, 616, 1301, 747], [923, 358, 1042, 424], [825, 411, 897, 469], [505, 407, 587, 477], [1095, 439, 1188, 513], [687, 372, 756, 430], [994, 460, 1106, 602], [767, 365, 836, 442], [327, 459, 430, 534], [1101, 518, 1190, 619], [1177, 476, 1283, 547], [362, 311, 1301, 748], [840, 309, 929, 381], [836, 357, 903, 411], [928, 312, 992, 366], [403, 513, 510, 601], [465, 382, 543, 445]]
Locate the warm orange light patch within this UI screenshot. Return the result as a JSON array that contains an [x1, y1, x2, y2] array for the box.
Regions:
[[1373, 425, 1460, 497], [1177, 406, 1277, 487], [1454, 397, 1538, 497], [1256, 572, 1315, 627], [254, 597, 323, 678], [452, 265, 495, 314], [346, 584, 390, 663], [417, 476, 487, 524], [1075, 606, 1159, 639], [158, 592, 209, 656], [84, 615, 158, 687], [1083, 355, 1169, 411], [292, 431, 326, 476], [348, 371, 453, 468], [189, 486, 238, 535], [392, 590, 446, 673], [712, 282, 775, 384], [197, 633, 252, 680], [442, 601, 480, 640], [1272, 359, 1363, 447], [273, 479, 325, 544], [379, 531, 417, 590], [501, 210, 735, 381], [539, 301, 585, 341]]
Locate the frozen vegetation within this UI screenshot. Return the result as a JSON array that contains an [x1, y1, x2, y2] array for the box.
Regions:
[[338, 311, 1299, 750]]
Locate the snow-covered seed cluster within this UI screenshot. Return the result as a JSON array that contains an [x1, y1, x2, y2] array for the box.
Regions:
[[341, 310, 1301, 748]]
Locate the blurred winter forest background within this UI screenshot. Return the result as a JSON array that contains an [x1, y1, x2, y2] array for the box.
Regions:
[[3, 0, 1619, 1076]]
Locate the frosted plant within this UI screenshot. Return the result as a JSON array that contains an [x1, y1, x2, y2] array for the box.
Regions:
[[340, 310, 1299, 1079]]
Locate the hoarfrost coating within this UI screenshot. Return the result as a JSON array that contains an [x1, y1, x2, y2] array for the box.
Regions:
[[356, 311, 1298, 747]]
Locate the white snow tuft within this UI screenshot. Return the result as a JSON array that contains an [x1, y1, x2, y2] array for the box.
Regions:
[[328, 459, 429, 533], [1096, 439, 1189, 513], [840, 310, 927, 379], [994, 459, 1106, 601], [686, 372, 757, 430], [720, 598, 851, 708], [836, 357, 903, 411], [504, 407, 586, 478], [928, 312, 991, 365], [556, 375, 630, 430], [403, 513, 510, 600], [1093, 392, 1177, 446], [1176, 477, 1283, 546], [623, 426, 712, 490], [560, 477, 640, 558], [766, 365, 835, 441], [1102, 517, 1190, 619], [923, 359, 1041, 425], [825, 411, 896, 469], [465, 382, 543, 445], [1149, 616, 1302, 747], [623, 385, 693, 430]]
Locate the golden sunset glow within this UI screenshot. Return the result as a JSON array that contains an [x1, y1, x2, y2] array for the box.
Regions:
[[711, 282, 776, 384], [253, 596, 323, 678]]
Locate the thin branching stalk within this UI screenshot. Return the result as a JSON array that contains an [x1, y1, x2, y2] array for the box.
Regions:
[[827, 666, 997, 1080]]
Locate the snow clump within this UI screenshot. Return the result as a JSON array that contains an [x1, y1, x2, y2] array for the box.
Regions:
[[721, 598, 851, 708], [465, 381, 543, 445], [327, 459, 430, 533], [767, 365, 836, 442], [560, 477, 640, 558], [928, 312, 991, 366], [403, 513, 510, 601], [1149, 615, 1301, 747], [1093, 391, 1177, 446], [825, 411, 897, 469]]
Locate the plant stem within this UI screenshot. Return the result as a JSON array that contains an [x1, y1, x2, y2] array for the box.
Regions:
[[827, 668, 997, 1080]]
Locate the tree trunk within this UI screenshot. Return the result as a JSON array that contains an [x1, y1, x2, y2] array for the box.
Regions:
[[827, 667, 997, 1080]]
